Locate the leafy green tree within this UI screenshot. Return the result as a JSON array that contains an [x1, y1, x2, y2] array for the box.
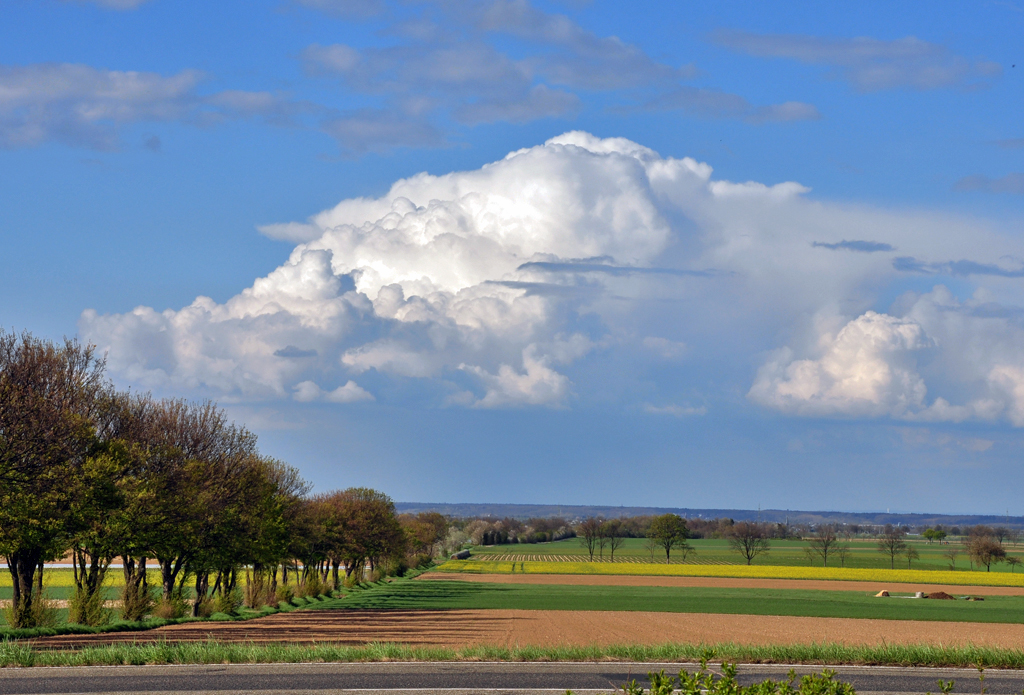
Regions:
[[968, 535, 1006, 572], [0, 331, 106, 628], [647, 514, 693, 563]]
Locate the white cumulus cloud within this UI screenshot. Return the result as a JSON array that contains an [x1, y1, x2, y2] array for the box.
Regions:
[[82, 132, 1024, 422], [749, 311, 934, 418]]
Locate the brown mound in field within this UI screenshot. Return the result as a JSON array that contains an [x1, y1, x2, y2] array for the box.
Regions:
[[927, 591, 955, 600], [874, 590, 889, 597]]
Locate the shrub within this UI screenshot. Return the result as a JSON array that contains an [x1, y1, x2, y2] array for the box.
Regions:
[[2, 595, 59, 629], [67, 586, 110, 626], [152, 594, 188, 620], [408, 553, 432, 569], [193, 598, 216, 618], [214, 588, 243, 615], [121, 583, 154, 622], [243, 570, 275, 609], [274, 584, 295, 603], [298, 573, 325, 598], [580, 659, 856, 695], [389, 556, 410, 577]]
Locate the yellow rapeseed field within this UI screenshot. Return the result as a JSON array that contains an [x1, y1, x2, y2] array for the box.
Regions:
[[438, 560, 1024, 587], [0, 569, 163, 588]]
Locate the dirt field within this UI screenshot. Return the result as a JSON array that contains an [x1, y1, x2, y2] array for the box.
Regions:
[[419, 571, 1024, 596], [29, 608, 1024, 650]]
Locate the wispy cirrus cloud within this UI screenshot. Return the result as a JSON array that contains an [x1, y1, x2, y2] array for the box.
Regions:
[[642, 87, 819, 123], [292, 0, 387, 18], [0, 63, 316, 149], [59, 0, 151, 9], [893, 256, 1024, 277], [714, 31, 1002, 92], [955, 173, 1024, 195], [813, 240, 895, 252], [297, 0, 821, 152]]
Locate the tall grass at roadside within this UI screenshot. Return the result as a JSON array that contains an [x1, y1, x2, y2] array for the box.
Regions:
[[4, 639, 1024, 669], [438, 561, 1024, 587]]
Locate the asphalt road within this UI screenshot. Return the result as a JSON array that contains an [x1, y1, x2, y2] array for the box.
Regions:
[[0, 662, 1019, 695]]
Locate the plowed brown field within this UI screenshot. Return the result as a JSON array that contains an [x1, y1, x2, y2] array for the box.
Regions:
[[29, 609, 1024, 650], [418, 571, 1024, 596]]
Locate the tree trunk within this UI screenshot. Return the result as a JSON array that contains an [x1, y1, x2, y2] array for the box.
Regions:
[[158, 556, 185, 600], [192, 572, 210, 616], [7, 547, 43, 627]]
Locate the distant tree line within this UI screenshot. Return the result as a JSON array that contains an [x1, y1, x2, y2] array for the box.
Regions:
[[0, 330, 445, 629]]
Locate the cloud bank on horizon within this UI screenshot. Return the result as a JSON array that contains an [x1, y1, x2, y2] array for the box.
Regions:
[[81, 132, 1024, 425]]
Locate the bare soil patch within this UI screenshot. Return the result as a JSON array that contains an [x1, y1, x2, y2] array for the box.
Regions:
[[419, 571, 1024, 596], [29, 608, 1024, 650]]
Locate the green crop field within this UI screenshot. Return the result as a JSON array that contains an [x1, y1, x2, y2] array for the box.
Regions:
[[311, 578, 1024, 623], [469, 537, 1023, 573]]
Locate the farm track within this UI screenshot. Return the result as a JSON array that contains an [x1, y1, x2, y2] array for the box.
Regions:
[[27, 608, 1024, 650]]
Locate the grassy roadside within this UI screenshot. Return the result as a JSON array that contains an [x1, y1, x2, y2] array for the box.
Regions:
[[439, 561, 1024, 587], [3, 639, 1024, 669]]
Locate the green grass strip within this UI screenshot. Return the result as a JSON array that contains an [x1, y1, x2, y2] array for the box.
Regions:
[[3, 639, 1024, 669]]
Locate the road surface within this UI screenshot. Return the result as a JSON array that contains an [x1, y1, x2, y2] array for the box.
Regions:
[[0, 661, 1018, 694]]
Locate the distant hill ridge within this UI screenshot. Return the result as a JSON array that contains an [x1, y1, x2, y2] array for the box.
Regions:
[[395, 502, 1024, 529]]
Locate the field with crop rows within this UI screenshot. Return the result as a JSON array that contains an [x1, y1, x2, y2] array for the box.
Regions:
[[469, 537, 1024, 573]]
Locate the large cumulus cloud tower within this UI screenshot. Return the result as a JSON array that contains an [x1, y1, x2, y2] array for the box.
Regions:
[[81, 132, 1024, 424]]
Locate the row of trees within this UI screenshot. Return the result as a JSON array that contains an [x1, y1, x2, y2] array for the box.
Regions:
[[565, 517, 1024, 570], [0, 330, 429, 629], [461, 517, 575, 546]]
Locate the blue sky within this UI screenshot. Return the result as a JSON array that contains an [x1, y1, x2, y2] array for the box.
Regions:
[[2, 0, 1023, 513]]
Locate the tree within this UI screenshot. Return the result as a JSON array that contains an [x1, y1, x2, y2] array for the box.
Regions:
[[968, 535, 1006, 572], [835, 542, 852, 568], [904, 545, 919, 569], [728, 522, 771, 565], [643, 535, 659, 561], [601, 519, 625, 561], [876, 525, 907, 570], [647, 514, 693, 563], [943, 546, 961, 571], [577, 517, 602, 561], [806, 524, 840, 567], [994, 527, 1012, 546], [0, 331, 107, 628], [1007, 556, 1022, 573], [923, 527, 947, 543]]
